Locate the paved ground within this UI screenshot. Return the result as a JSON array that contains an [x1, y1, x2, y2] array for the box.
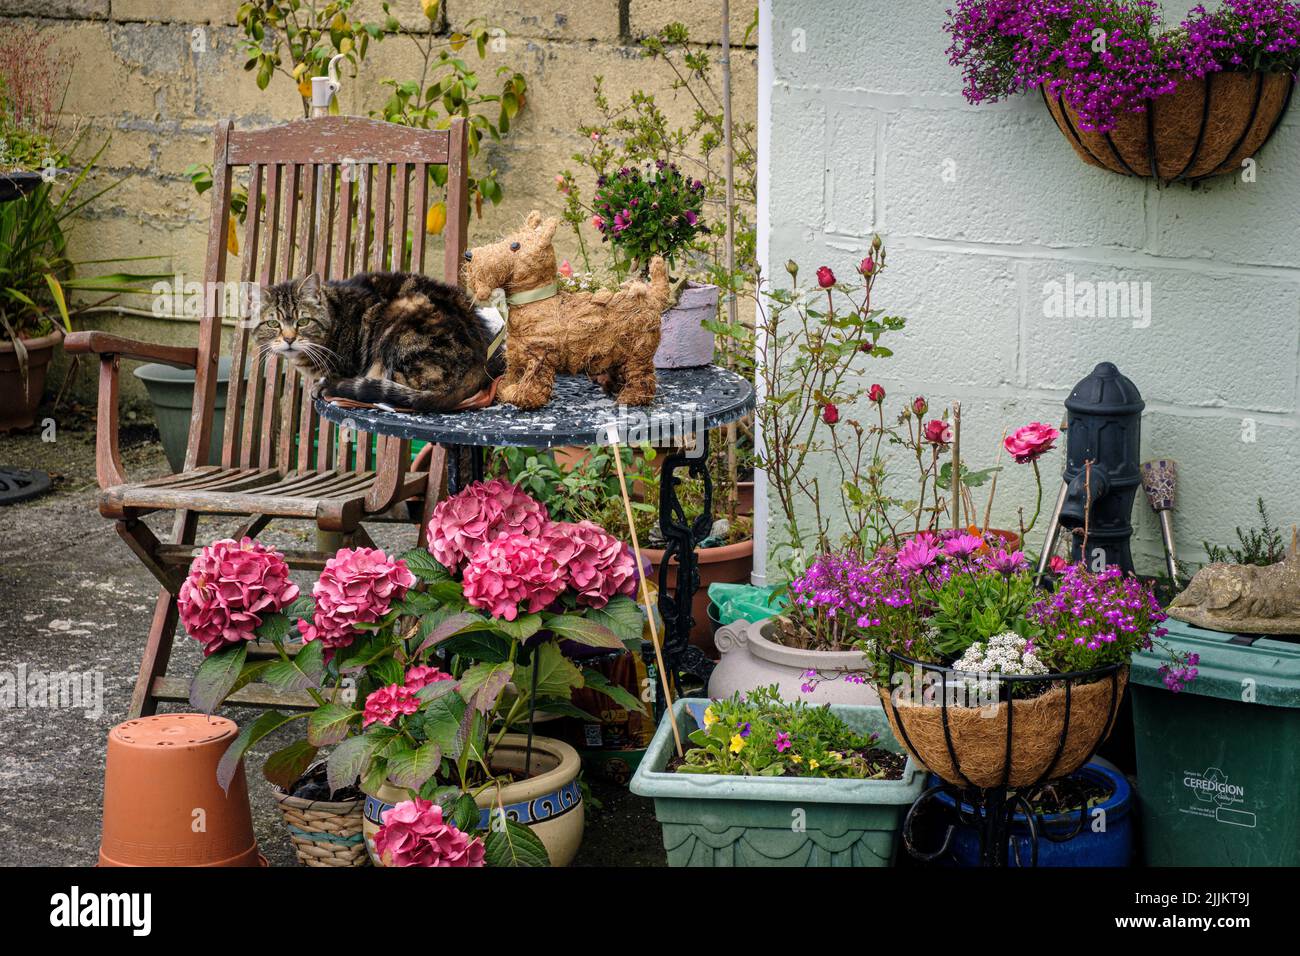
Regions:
[[0, 406, 664, 867]]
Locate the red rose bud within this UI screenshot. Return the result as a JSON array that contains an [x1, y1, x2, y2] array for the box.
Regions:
[[869, 384, 886, 403], [1049, 555, 1069, 574], [822, 403, 840, 425], [924, 419, 953, 445], [816, 266, 835, 288], [912, 396, 928, 416], [859, 256, 875, 276]]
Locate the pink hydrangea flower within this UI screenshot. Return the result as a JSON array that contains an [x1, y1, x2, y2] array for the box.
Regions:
[[403, 664, 454, 692], [374, 798, 485, 867], [298, 547, 415, 652], [541, 520, 637, 608], [461, 532, 565, 620], [362, 683, 422, 728], [425, 479, 549, 572], [177, 537, 299, 656]]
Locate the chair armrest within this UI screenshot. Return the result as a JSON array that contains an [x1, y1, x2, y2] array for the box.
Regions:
[[65, 331, 197, 369]]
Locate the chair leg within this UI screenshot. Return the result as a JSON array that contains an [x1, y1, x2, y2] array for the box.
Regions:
[[117, 519, 183, 594], [417, 444, 449, 549], [128, 588, 180, 718]]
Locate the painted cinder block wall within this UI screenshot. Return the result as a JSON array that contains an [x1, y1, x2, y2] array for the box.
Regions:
[[757, 0, 1300, 578]]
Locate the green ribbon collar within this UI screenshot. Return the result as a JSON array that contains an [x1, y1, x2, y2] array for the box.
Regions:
[[505, 282, 559, 306]]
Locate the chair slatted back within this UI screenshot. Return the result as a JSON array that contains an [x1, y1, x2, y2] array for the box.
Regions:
[[183, 116, 469, 476]]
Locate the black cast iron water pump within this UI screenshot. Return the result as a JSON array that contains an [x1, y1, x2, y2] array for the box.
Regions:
[[1057, 362, 1145, 575]]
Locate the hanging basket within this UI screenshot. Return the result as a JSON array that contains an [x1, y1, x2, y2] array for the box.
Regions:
[[1042, 70, 1294, 184], [273, 785, 369, 867], [877, 654, 1126, 790]]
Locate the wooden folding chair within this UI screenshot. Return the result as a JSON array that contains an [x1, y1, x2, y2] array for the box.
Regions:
[[66, 115, 470, 718]]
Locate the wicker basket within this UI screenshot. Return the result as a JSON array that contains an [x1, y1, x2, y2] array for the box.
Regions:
[[1042, 71, 1293, 184], [273, 786, 369, 867], [878, 663, 1127, 789]]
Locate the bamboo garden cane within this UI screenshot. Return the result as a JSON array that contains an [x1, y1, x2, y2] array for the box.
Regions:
[[601, 423, 683, 756]]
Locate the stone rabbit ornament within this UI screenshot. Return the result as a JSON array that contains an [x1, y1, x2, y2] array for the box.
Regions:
[[463, 210, 668, 410]]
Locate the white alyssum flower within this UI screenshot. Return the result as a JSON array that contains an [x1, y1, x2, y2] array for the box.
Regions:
[[951, 632, 1048, 700]]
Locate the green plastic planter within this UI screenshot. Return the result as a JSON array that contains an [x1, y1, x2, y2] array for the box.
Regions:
[[630, 698, 925, 866], [134, 358, 236, 472], [1131, 618, 1300, 866]]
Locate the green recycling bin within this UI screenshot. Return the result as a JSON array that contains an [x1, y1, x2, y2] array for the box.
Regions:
[[1130, 617, 1300, 866]]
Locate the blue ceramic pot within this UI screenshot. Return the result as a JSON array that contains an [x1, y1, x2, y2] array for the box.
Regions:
[[932, 762, 1133, 867]]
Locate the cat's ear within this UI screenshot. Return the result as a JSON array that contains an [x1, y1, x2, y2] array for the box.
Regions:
[[295, 272, 321, 301], [525, 209, 543, 230]]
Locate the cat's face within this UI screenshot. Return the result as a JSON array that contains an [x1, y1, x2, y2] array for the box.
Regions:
[[252, 274, 331, 371], [463, 210, 558, 302]]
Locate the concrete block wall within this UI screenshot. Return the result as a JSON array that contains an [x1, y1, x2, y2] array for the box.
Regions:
[[0, 0, 755, 406], [761, 0, 1300, 575]]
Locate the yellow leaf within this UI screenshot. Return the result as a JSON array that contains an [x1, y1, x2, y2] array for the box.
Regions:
[[421, 0, 440, 20], [449, 32, 467, 51], [339, 36, 353, 55], [227, 217, 240, 257], [425, 201, 447, 236], [292, 62, 308, 80], [297, 78, 312, 99]]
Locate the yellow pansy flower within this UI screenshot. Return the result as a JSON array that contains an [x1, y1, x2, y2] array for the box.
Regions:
[[729, 733, 746, 754], [703, 706, 717, 728], [809, 759, 820, 770], [790, 754, 802, 764]]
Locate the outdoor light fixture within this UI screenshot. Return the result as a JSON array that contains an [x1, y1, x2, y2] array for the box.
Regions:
[[1038, 362, 1145, 576]]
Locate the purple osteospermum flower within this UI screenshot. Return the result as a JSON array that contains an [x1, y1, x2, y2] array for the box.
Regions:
[[942, 533, 984, 559], [897, 536, 941, 573], [986, 548, 1029, 575]]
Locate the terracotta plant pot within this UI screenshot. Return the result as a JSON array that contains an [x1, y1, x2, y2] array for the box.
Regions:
[[0, 329, 61, 432], [362, 734, 584, 867], [654, 282, 718, 368], [709, 617, 877, 706], [878, 666, 1128, 789], [1043, 71, 1294, 184], [644, 537, 753, 658], [99, 714, 264, 867]]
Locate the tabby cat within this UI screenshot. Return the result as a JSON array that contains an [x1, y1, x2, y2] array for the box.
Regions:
[[252, 271, 493, 412]]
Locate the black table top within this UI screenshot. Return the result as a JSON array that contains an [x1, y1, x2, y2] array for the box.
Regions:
[[314, 365, 754, 448]]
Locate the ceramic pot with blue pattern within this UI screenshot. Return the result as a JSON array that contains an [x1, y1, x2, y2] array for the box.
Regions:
[[362, 734, 583, 866]]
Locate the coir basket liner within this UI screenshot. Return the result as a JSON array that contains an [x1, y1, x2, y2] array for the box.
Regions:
[[878, 666, 1127, 789], [1043, 71, 1293, 183]]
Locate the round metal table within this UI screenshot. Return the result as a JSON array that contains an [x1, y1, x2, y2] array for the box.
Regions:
[[317, 365, 755, 705]]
